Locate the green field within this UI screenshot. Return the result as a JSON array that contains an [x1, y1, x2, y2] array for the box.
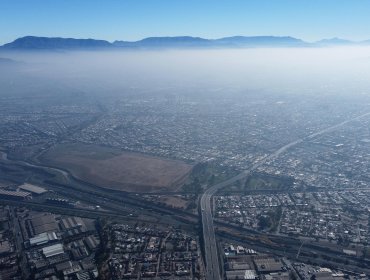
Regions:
[[245, 173, 293, 191]]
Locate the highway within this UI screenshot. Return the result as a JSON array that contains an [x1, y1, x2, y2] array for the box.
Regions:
[[10, 207, 30, 279], [1, 199, 132, 220], [0, 151, 200, 226], [200, 111, 370, 280], [2, 111, 370, 280]]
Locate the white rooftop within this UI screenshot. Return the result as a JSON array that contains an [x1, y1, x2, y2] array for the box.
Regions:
[[19, 183, 47, 194], [30, 232, 57, 246], [42, 243, 64, 258]]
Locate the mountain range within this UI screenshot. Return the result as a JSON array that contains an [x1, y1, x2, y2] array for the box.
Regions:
[[1, 36, 369, 50]]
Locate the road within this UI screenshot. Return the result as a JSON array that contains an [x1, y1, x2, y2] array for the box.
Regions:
[[10, 207, 30, 279], [200, 111, 370, 280], [2, 111, 370, 280], [218, 228, 370, 276], [0, 151, 200, 226], [1, 199, 131, 220]]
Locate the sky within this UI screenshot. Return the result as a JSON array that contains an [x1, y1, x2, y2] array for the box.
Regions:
[[1, 0, 370, 45]]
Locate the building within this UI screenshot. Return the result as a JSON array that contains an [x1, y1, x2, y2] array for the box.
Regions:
[[61, 217, 88, 236], [0, 189, 31, 200], [19, 183, 47, 195], [254, 256, 284, 274], [27, 213, 58, 236], [226, 269, 257, 280], [42, 243, 64, 258], [29, 232, 58, 246], [84, 235, 100, 252]]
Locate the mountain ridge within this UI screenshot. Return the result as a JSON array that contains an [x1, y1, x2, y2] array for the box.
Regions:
[[1, 36, 112, 50], [1, 35, 370, 50], [315, 37, 354, 46]]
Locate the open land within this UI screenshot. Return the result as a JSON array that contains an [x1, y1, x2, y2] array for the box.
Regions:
[[244, 173, 293, 191], [39, 144, 193, 192]]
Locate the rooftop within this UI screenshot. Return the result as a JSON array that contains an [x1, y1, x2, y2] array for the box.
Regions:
[[29, 232, 58, 246], [42, 243, 64, 258], [19, 183, 47, 194]]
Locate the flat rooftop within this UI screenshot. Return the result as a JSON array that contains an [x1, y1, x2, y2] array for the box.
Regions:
[[42, 243, 64, 258], [19, 183, 47, 194]]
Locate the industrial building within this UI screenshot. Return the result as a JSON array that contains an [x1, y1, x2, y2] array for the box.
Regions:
[[226, 269, 257, 280], [60, 217, 89, 237], [253, 256, 284, 274], [26, 213, 59, 236], [42, 243, 64, 258], [18, 183, 47, 195], [29, 232, 58, 247], [0, 189, 31, 200]]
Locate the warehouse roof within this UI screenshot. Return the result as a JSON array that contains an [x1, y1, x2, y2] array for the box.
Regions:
[[19, 183, 47, 194], [42, 243, 64, 258], [29, 232, 58, 246]]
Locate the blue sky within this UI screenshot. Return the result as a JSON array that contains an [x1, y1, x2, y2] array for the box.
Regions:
[[1, 0, 370, 44]]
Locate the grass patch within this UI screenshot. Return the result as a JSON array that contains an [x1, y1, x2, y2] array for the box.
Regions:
[[245, 173, 293, 191]]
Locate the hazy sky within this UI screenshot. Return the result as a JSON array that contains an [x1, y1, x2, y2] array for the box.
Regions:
[[4, 47, 370, 97], [1, 0, 370, 45]]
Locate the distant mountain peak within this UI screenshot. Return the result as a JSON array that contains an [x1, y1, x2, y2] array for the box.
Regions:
[[1, 36, 112, 49], [140, 36, 208, 41], [113, 36, 211, 48], [214, 35, 306, 47], [316, 37, 354, 45]]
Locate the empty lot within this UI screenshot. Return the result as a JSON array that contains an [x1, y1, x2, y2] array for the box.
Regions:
[[39, 144, 193, 193]]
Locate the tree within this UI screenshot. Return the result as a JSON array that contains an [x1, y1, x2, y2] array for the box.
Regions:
[[208, 174, 215, 185], [258, 215, 271, 230]]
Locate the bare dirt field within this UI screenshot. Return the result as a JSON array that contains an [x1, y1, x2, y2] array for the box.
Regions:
[[158, 196, 189, 209], [39, 144, 193, 193]]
